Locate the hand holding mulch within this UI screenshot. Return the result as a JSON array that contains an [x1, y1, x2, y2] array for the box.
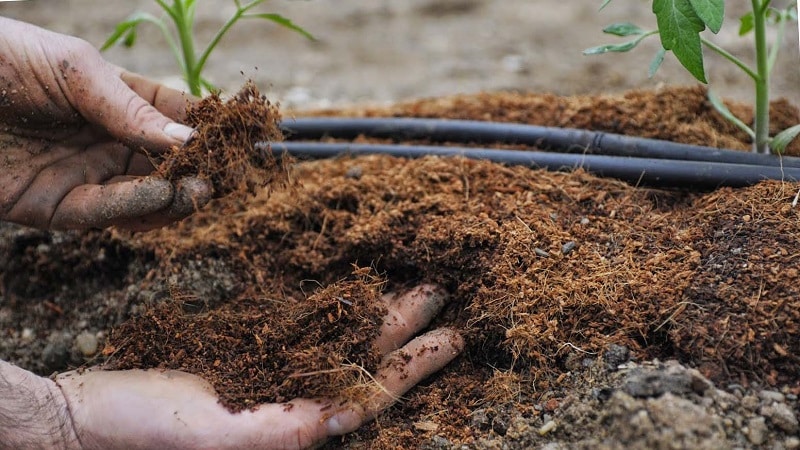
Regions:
[[54, 285, 463, 450], [155, 81, 290, 198]]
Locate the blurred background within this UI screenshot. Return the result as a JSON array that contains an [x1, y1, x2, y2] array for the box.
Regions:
[[2, 0, 798, 110]]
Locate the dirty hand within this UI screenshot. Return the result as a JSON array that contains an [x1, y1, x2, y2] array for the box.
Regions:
[[54, 285, 463, 450], [0, 17, 210, 231]]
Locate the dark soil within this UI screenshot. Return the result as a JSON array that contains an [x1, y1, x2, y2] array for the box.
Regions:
[[2, 86, 799, 449]]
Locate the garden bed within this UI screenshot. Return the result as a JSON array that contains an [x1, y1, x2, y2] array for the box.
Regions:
[[2, 86, 800, 449]]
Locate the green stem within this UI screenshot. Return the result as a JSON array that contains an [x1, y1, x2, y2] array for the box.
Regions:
[[700, 38, 759, 81], [752, 0, 771, 154], [195, 1, 263, 86], [173, 0, 200, 96]]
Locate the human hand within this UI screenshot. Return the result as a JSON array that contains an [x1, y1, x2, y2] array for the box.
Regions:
[[0, 18, 210, 231], [54, 285, 463, 450]]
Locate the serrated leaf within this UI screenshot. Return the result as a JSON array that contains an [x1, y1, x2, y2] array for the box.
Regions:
[[771, 124, 800, 154], [653, 0, 707, 83], [243, 13, 315, 41], [689, 0, 724, 33], [707, 89, 755, 139], [603, 22, 646, 36], [101, 12, 162, 51], [739, 12, 754, 35], [648, 47, 667, 77]]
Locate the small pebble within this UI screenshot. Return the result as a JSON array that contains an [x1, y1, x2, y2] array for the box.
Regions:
[[561, 241, 576, 255], [746, 417, 767, 445], [741, 395, 760, 411], [534, 248, 550, 257], [20, 328, 34, 342], [761, 403, 799, 433], [538, 420, 557, 436], [345, 166, 362, 179], [759, 390, 786, 404], [75, 331, 99, 357], [785, 437, 800, 450]]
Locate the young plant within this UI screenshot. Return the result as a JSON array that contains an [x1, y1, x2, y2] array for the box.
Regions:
[[102, 0, 314, 97], [585, 0, 799, 154]]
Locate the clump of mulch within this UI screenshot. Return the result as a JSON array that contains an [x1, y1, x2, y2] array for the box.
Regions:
[[156, 81, 289, 197], [104, 267, 387, 411]]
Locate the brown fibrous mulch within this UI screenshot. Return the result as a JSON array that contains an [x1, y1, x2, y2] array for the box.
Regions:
[[92, 85, 800, 447], [155, 81, 289, 197]]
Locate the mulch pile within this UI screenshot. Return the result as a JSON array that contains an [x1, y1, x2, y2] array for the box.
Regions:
[[87, 85, 800, 447]]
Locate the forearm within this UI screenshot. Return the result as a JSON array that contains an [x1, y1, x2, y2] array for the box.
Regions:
[[0, 359, 80, 450]]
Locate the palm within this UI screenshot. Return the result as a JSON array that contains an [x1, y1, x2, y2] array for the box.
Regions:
[[0, 129, 170, 230]]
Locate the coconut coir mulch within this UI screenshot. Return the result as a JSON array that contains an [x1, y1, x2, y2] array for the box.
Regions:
[[24, 85, 800, 448]]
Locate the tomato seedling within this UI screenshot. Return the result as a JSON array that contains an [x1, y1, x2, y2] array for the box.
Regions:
[[585, 0, 799, 154], [102, 0, 314, 97]]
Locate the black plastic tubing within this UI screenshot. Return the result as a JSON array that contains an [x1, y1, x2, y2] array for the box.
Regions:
[[273, 117, 800, 188]]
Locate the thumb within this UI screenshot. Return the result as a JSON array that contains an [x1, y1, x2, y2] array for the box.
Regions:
[[70, 51, 194, 152]]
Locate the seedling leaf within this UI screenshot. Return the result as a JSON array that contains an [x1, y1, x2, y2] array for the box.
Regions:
[[244, 13, 315, 41], [603, 22, 645, 36], [653, 0, 707, 83], [123, 29, 137, 48], [771, 124, 800, 154], [689, 0, 724, 33], [648, 47, 667, 77], [600, 0, 613, 11], [101, 12, 161, 51], [707, 89, 755, 139]]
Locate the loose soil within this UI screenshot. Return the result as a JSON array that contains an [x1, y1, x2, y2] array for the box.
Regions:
[[2, 86, 800, 449], [3, 3, 800, 447]]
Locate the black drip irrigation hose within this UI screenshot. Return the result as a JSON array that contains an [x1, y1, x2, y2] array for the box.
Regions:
[[270, 117, 800, 189]]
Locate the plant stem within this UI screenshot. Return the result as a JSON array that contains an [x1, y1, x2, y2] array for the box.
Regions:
[[173, 0, 201, 96], [752, 0, 771, 154], [195, 1, 265, 85]]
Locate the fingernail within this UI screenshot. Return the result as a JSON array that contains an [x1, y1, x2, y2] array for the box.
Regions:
[[325, 409, 362, 436], [164, 123, 195, 143]]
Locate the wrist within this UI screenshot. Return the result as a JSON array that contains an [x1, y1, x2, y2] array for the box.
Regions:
[[0, 360, 81, 449]]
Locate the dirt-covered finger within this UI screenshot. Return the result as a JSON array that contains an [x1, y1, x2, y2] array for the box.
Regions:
[[373, 284, 449, 354], [327, 328, 463, 437], [121, 71, 197, 123], [111, 177, 212, 231], [49, 177, 175, 230]]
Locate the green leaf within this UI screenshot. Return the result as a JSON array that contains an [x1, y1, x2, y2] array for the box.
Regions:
[[243, 13, 315, 40], [583, 39, 642, 55], [603, 22, 646, 36], [648, 47, 667, 77], [653, 0, 708, 83], [771, 124, 800, 154], [739, 12, 754, 35], [707, 89, 755, 139], [101, 12, 163, 51], [122, 29, 137, 47], [600, 0, 613, 11], [689, 0, 724, 33]]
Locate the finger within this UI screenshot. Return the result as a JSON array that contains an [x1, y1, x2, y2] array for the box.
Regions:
[[326, 328, 464, 436], [112, 177, 212, 231], [373, 284, 449, 354], [120, 71, 199, 123], [49, 177, 176, 230], [68, 52, 194, 152]]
